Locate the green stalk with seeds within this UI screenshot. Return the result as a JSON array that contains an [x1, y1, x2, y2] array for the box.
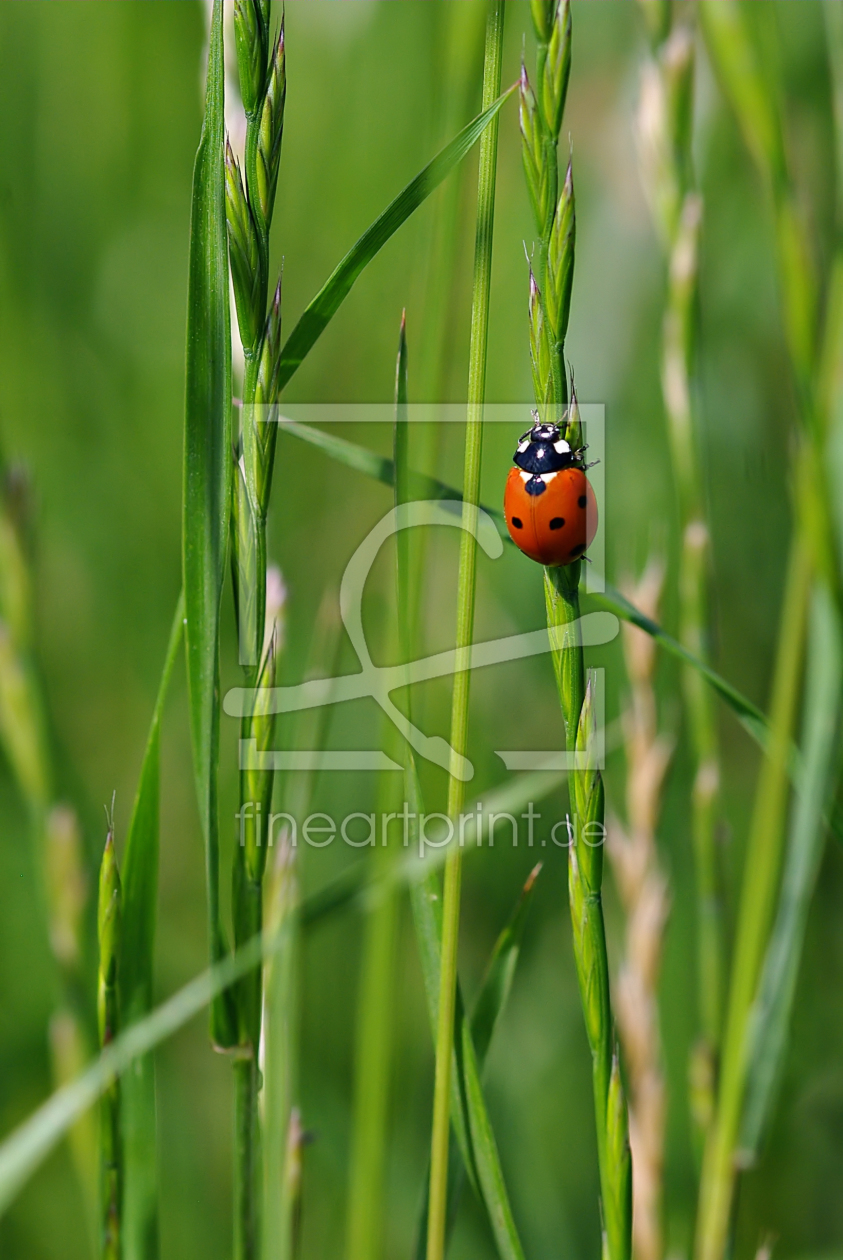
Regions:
[[426, 6, 504, 1260], [98, 818, 122, 1260], [225, 5, 286, 1256], [523, 4, 631, 1258]]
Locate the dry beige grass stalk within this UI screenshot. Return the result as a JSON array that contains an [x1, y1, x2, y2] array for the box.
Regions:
[[608, 558, 674, 1260]]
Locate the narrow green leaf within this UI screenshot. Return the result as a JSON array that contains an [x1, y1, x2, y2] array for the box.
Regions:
[[274, 84, 517, 395], [394, 311, 412, 666], [182, 0, 236, 1047], [471, 862, 541, 1065], [407, 763, 526, 1260], [119, 595, 184, 1260], [414, 862, 541, 1260], [740, 583, 843, 1158], [698, 0, 786, 187]]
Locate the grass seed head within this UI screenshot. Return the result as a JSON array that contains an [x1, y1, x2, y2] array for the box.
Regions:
[[606, 1050, 633, 1235], [243, 633, 278, 885], [519, 63, 554, 237], [574, 674, 605, 891], [547, 158, 575, 346], [564, 378, 582, 449], [542, 0, 572, 139], [97, 830, 121, 1043], [254, 277, 283, 511], [256, 23, 286, 231], [225, 139, 263, 350], [255, 276, 283, 409], [530, 0, 555, 43], [529, 267, 553, 416], [233, 0, 267, 117]]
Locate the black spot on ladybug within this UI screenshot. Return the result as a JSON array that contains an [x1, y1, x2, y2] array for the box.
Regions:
[[569, 543, 585, 557], [511, 516, 523, 529], [549, 517, 565, 530], [578, 494, 587, 509], [525, 475, 546, 496]]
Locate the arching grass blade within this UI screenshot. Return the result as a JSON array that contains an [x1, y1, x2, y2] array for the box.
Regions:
[[274, 84, 516, 395]]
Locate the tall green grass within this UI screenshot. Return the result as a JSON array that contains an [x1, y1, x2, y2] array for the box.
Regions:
[[2, 6, 843, 1260]]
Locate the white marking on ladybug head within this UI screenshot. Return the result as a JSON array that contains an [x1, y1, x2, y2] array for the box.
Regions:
[[554, 439, 570, 454], [517, 440, 530, 453]]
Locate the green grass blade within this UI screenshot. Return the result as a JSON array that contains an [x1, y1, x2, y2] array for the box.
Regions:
[[262, 844, 299, 1260], [277, 418, 772, 751], [413, 862, 541, 1260], [740, 583, 843, 1159], [470, 862, 540, 1065], [274, 83, 516, 396], [0, 928, 287, 1222], [119, 595, 184, 1260], [406, 761, 526, 1260], [428, 6, 505, 1246], [344, 320, 409, 1260], [394, 312, 412, 665], [695, 537, 811, 1260], [182, 0, 236, 1048], [585, 584, 769, 747]]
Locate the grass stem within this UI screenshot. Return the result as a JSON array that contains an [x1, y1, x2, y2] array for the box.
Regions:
[[426, 5, 504, 1259]]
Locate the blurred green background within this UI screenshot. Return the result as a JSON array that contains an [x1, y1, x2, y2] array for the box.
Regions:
[[0, 2, 841, 1257]]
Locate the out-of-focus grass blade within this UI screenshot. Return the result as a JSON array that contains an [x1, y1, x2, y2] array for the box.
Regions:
[[262, 844, 299, 1260], [585, 584, 769, 748], [697, 0, 785, 184], [405, 760, 526, 1260], [0, 926, 284, 1221], [274, 85, 516, 395], [182, 0, 236, 1047], [119, 595, 184, 1260], [278, 418, 772, 750], [740, 583, 843, 1159], [413, 862, 541, 1260], [471, 863, 541, 1065], [394, 312, 412, 664], [345, 319, 410, 1260]]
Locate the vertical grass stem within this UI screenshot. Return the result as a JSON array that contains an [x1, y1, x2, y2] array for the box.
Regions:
[[426, 6, 504, 1260]]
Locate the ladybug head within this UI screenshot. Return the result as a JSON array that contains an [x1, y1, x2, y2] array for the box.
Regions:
[[513, 412, 573, 474]]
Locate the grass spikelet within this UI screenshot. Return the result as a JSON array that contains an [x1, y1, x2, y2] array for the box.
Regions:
[[98, 817, 122, 1260]]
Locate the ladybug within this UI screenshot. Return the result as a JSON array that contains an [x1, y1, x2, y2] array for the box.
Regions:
[[503, 413, 598, 566]]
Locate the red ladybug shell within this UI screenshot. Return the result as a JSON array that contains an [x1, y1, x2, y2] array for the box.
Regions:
[[504, 465, 598, 566]]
